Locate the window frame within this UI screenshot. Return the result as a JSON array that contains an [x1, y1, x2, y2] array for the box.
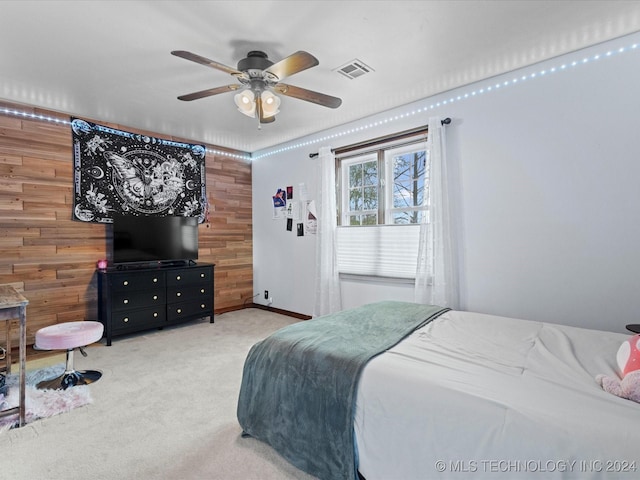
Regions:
[[336, 132, 428, 227]]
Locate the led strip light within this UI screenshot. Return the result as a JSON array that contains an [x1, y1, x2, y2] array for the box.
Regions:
[[2, 39, 637, 162], [253, 40, 639, 160], [0, 107, 250, 161]]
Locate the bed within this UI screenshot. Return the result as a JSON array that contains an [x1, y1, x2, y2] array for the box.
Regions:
[[237, 301, 640, 479]]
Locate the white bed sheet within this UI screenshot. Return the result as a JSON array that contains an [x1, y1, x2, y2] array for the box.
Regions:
[[354, 310, 640, 479]]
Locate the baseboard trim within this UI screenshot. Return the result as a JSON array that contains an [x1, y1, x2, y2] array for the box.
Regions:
[[214, 303, 311, 320]]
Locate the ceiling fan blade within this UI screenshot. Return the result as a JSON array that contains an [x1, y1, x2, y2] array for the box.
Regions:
[[177, 84, 240, 101], [171, 50, 243, 76], [256, 98, 276, 124], [274, 83, 342, 109], [265, 51, 319, 81]]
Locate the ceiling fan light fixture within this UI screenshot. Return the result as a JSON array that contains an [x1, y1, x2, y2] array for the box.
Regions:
[[261, 90, 281, 118], [234, 90, 256, 117], [174, 49, 341, 123]]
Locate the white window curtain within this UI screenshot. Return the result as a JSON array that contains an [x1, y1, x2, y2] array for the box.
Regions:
[[414, 117, 459, 308], [313, 146, 342, 317]]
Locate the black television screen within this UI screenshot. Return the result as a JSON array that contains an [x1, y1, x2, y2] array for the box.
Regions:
[[112, 215, 199, 265]]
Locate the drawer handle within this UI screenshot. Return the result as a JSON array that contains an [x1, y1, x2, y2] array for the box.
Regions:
[[153, 312, 158, 318], [176, 275, 181, 281], [123, 280, 129, 286], [177, 308, 182, 314], [200, 273, 205, 278], [153, 278, 158, 283], [153, 295, 158, 300], [123, 299, 129, 304], [124, 317, 129, 323], [201, 304, 205, 309], [176, 292, 182, 297], [200, 288, 205, 294]]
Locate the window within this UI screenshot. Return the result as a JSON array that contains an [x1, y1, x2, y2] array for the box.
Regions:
[[386, 143, 429, 225], [336, 130, 429, 279], [339, 140, 428, 226], [341, 154, 379, 225]]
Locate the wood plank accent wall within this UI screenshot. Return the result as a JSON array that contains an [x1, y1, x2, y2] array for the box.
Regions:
[[0, 100, 253, 348]]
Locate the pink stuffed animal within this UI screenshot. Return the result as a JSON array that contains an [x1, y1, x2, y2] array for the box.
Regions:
[[597, 334, 640, 403]]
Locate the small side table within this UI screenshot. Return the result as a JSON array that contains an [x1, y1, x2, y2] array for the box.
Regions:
[[625, 324, 640, 334], [0, 285, 28, 427]]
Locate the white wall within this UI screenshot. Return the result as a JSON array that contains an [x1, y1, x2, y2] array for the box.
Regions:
[[252, 32, 640, 333]]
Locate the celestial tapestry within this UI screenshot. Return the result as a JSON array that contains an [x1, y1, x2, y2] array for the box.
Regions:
[[71, 117, 206, 223]]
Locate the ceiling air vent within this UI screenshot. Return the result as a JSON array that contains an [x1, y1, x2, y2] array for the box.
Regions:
[[335, 59, 374, 80]]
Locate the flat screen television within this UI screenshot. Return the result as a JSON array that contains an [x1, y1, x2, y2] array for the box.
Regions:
[[112, 214, 199, 266]]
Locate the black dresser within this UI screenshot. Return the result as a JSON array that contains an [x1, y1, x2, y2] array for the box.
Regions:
[[97, 263, 214, 345]]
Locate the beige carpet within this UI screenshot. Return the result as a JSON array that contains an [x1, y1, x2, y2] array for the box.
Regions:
[[0, 308, 317, 480]]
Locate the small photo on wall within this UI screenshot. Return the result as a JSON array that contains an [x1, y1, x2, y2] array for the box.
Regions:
[[273, 188, 287, 219]]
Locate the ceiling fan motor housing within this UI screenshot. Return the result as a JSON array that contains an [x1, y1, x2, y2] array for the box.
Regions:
[[237, 51, 274, 73]]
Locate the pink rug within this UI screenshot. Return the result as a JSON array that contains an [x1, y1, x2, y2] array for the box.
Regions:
[[0, 364, 92, 431]]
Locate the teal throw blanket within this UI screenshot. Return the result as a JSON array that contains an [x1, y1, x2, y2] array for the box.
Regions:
[[237, 301, 449, 480]]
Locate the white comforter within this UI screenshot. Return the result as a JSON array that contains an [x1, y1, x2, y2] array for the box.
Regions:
[[354, 310, 640, 479]]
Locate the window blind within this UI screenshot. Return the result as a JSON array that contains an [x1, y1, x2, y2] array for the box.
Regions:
[[336, 224, 421, 279]]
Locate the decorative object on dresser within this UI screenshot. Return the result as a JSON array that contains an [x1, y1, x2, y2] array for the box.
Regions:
[[97, 263, 214, 345]]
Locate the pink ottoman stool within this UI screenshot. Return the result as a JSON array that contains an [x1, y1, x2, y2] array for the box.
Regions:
[[35, 321, 104, 390]]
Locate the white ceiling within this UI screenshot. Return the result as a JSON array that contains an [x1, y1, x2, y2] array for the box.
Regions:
[[3, 1, 640, 153]]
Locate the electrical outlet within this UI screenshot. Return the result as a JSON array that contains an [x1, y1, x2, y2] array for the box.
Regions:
[[264, 290, 269, 300], [268, 297, 273, 305]]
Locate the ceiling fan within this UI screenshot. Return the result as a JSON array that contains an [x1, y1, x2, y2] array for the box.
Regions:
[[171, 49, 342, 125]]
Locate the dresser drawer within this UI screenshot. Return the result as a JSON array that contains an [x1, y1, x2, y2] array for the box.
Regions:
[[167, 299, 212, 322], [166, 267, 212, 286], [167, 285, 211, 303], [111, 289, 166, 311], [111, 307, 166, 333], [109, 271, 165, 292]]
